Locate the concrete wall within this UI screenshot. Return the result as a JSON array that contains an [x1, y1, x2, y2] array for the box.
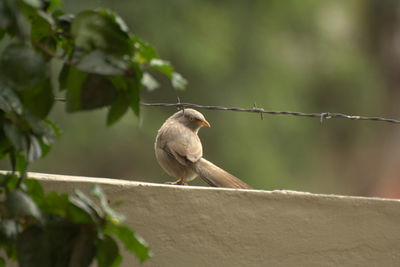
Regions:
[[11, 173, 400, 266]]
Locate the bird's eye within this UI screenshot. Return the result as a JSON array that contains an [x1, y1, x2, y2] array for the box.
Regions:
[[189, 117, 194, 121]]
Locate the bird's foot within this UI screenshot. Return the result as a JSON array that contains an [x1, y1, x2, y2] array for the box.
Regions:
[[165, 179, 188, 186]]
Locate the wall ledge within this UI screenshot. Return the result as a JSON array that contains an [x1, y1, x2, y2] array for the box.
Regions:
[[5, 171, 400, 267], [25, 172, 400, 201]]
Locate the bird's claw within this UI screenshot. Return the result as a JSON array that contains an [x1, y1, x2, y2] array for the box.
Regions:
[[165, 180, 188, 186]]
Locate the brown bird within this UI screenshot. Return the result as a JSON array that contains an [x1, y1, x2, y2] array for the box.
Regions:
[[155, 108, 251, 189]]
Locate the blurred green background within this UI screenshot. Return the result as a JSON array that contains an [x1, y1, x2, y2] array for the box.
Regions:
[[3, 0, 400, 197]]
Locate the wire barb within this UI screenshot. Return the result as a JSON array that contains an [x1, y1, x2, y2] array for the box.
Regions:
[[252, 103, 264, 120], [320, 112, 331, 123], [176, 96, 184, 114]]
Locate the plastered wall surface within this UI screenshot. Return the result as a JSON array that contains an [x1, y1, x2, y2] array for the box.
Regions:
[[7, 172, 400, 267]]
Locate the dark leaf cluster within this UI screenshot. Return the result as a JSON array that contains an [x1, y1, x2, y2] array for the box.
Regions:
[[0, 175, 150, 266], [0, 0, 182, 265]]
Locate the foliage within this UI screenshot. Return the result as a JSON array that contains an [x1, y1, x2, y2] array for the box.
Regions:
[[0, 0, 186, 265], [1, 177, 150, 266]]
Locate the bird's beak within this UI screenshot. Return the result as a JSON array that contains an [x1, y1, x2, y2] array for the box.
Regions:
[[199, 120, 211, 127]]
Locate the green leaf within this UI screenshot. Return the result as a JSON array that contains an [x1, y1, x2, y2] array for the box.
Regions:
[[96, 234, 121, 267], [16, 225, 51, 267], [67, 199, 93, 223], [132, 35, 158, 63], [59, 66, 85, 110], [0, 219, 21, 241], [59, 64, 87, 92], [0, 173, 19, 190], [80, 74, 117, 110], [0, 43, 47, 90], [64, 68, 117, 112], [0, 257, 5, 267], [130, 84, 140, 116], [107, 93, 129, 126], [110, 254, 123, 267], [0, 0, 29, 38], [22, 79, 54, 119], [6, 190, 42, 220], [127, 64, 142, 116], [62, 66, 86, 110], [38, 136, 51, 158], [107, 75, 138, 120], [91, 185, 125, 223], [105, 224, 150, 262], [16, 218, 95, 267], [76, 50, 127, 75], [68, 190, 101, 223], [133, 43, 187, 90], [71, 9, 131, 55], [21, 114, 57, 162], [108, 75, 128, 91], [0, 80, 23, 114], [54, 14, 74, 51], [74, 189, 99, 213], [6, 152, 28, 174], [47, 0, 63, 11], [150, 58, 173, 76], [29, 10, 54, 44], [15, 153, 28, 174], [25, 178, 44, 203], [25, 114, 58, 144], [171, 72, 188, 90], [28, 134, 42, 162], [3, 123, 27, 152], [45, 119, 61, 138], [97, 9, 129, 34], [58, 63, 68, 90], [21, 0, 42, 8], [68, 227, 97, 267], [39, 191, 68, 216], [1, 241, 17, 260], [141, 72, 159, 91], [0, 139, 11, 158], [29, 119, 56, 157], [0, 133, 12, 157], [0, 173, 17, 187], [45, 218, 79, 266], [75, 189, 104, 219]]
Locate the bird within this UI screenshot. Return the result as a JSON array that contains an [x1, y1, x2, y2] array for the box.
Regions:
[[154, 108, 251, 189]]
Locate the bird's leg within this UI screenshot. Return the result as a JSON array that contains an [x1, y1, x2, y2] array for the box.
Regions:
[[165, 178, 188, 186], [176, 178, 188, 185]]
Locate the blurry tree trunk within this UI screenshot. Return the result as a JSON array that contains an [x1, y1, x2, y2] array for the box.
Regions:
[[365, 0, 400, 198], [367, 1, 400, 109]]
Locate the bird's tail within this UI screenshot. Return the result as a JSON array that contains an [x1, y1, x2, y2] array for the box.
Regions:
[[191, 158, 252, 189]]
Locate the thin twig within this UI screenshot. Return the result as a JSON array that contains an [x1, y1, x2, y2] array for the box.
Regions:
[[31, 39, 73, 65]]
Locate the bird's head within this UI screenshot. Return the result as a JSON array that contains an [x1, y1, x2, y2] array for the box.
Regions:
[[173, 108, 211, 131]]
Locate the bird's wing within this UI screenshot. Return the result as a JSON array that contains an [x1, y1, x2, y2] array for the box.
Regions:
[[161, 124, 202, 165], [166, 138, 202, 165]]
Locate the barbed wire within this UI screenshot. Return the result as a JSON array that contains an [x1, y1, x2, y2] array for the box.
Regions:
[[140, 101, 400, 124], [54, 98, 400, 124]]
